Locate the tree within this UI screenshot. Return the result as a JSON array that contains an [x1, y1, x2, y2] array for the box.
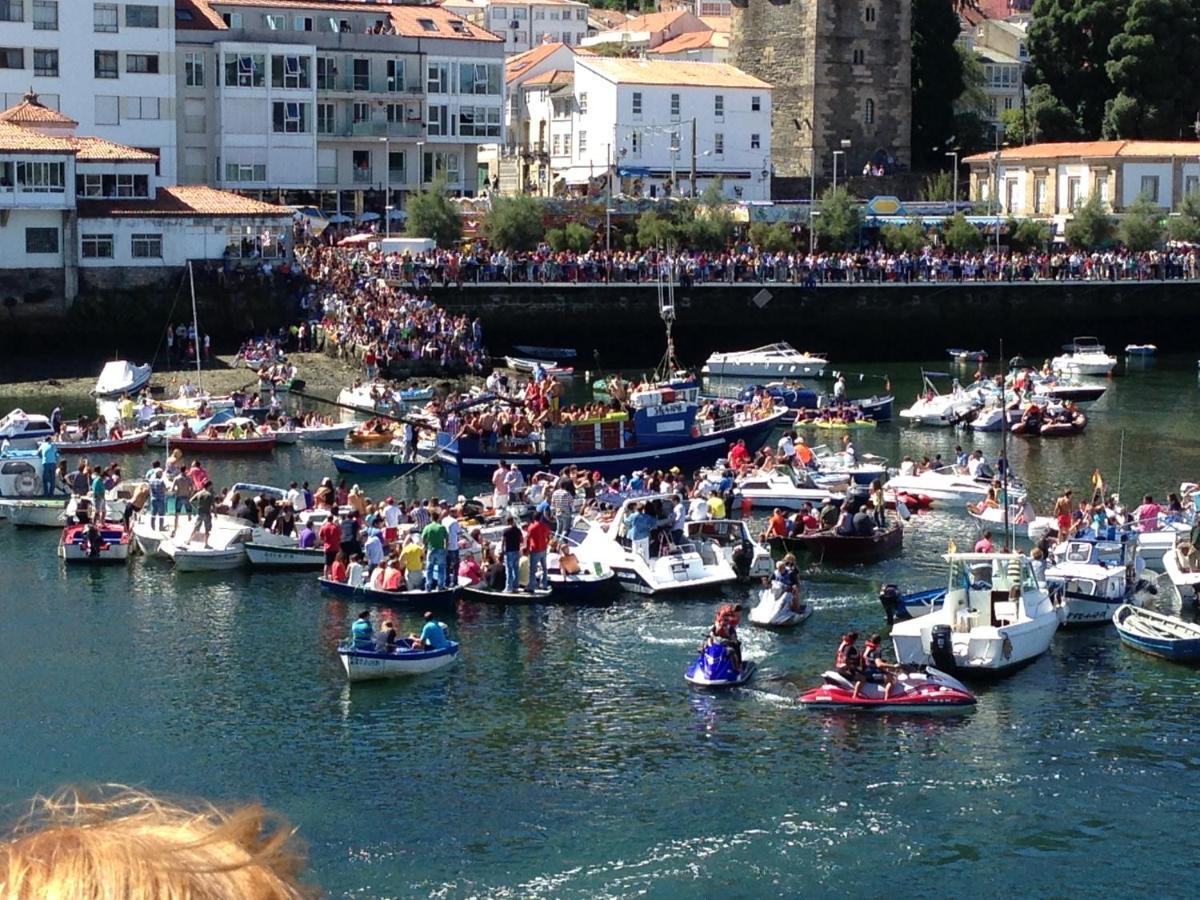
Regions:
[[1102, 0, 1200, 138], [748, 221, 796, 252], [1028, 0, 1130, 138], [636, 209, 677, 249], [1007, 218, 1052, 252], [1167, 190, 1200, 243], [561, 222, 593, 252], [482, 194, 545, 251], [999, 84, 1084, 145], [921, 170, 954, 202], [1063, 193, 1115, 248], [942, 212, 984, 252], [881, 220, 928, 254], [405, 177, 461, 248], [911, 0, 966, 170], [813, 187, 862, 250], [682, 182, 735, 250], [1119, 193, 1163, 250], [952, 44, 994, 157]]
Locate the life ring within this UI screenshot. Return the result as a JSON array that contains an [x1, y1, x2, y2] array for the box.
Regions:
[[1001, 635, 1013, 660], [15, 472, 40, 497]]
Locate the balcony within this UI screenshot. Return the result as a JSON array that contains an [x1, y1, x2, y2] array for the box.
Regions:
[[320, 75, 424, 95], [352, 167, 373, 184], [335, 120, 424, 139]]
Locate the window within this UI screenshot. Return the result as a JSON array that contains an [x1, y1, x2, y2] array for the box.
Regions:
[[551, 134, 561, 155], [125, 96, 159, 119], [386, 59, 404, 91], [1140, 174, 1160, 203], [534, 8, 544, 18], [750, 133, 760, 150], [94, 94, 118, 125], [225, 54, 264, 87], [714, 94, 723, 120], [1067, 176, 1082, 209], [578, 129, 586, 154], [751, 95, 761, 112], [852, 47, 865, 65], [670, 130, 680, 158], [0, 1, 21, 22], [864, 4, 876, 23], [459, 62, 500, 95], [714, 132, 724, 156], [423, 150, 460, 183], [1005, 178, 1018, 213], [33, 49, 57, 77], [272, 101, 309, 133], [17, 161, 64, 192], [352, 57, 369, 91], [388, 150, 404, 183], [351, 101, 369, 123], [1034, 176, 1047, 213], [352, 149, 370, 182], [427, 61, 448, 94], [0, 48, 24, 70], [427, 104, 448, 136], [126, 53, 159, 74], [295, 15, 313, 31], [864, 98, 875, 124], [224, 162, 266, 181], [670, 93, 680, 119], [632, 91, 642, 117], [384, 102, 404, 122], [629, 131, 640, 157], [316, 57, 335, 90], [578, 92, 587, 114], [316, 103, 334, 134], [563, 134, 571, 157], [25, 227, 58, 254], [131, 233, 162, 259], [458, 105, 500, 137], [125, 4, 158, 27], [75, 173, 149, 197], [578, 8, 586, 19], [492, 6, 506, 17], [94, 2, 117, 32], [264, 13, 284, 29], [271, 55, 310, 89], [32, 0, 55, 30], [1186, 175, 1200, 198], [514, 8, 526, 18], [222, 11, 242, 27], [417, 17, 438, 32], [81, 234, 114, 259], [0, 160, 11, 189], [185, 52, 204, 87]]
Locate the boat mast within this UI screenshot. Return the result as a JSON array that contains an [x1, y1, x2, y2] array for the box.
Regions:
[[1000, 337, 1010, 551], [654, 245, 679, 381], [187, 261, 202, 383]]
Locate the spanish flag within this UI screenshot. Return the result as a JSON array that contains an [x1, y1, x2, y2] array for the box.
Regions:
[[1091, 469, 1104, 494]]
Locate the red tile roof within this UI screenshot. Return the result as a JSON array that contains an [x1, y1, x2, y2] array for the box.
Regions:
[[522, 68, 573, 88], [79, 185, 293, 218], [187, 0, 500, 40], [649, 30, 728, 54], [0, 91, 77, 126], [175, 0, 227, 29], [962, 0, 1033, 26], [0, 122, 73, 152], [506, 42, 572, 83], [70, 137, 159, 163], [964, 140, 1200, 163]]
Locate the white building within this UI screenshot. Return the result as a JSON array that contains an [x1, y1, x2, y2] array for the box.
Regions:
[[0, 89, 290, 310], [646, 29, 729, 65], [476, 0, 591, 53], [566, 57, 772, 201], [176, 0, 505, 211], [581, 9, 710, 53], [0, 0, 178, 182]]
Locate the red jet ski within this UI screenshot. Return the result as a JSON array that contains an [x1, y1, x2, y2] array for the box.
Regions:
[[797, 667, 976, 713], [884, 491, 933, 511]]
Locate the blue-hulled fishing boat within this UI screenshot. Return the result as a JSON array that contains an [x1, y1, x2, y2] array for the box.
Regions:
[[1112, 604, 1200, 662], [332, 452, 431, 477]]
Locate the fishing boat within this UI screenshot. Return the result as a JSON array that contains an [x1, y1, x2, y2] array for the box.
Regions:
[[769, 522, 903, 565], [160, 526, 251, 571], [1010, 404, 1088, 437], [244, 541, 324, 569], [969, 504, 1057, 543], [1113, 604, 1200, 661], [0, 410, 54, 450], [132, 518, 169, 557], [879, 585, 947, 623], [319, 576, 462, 607], [54, 432, 150, 454], [337, 382, 434, 415], [797, 667, 977, 712], [337, 639, 460, 682], [810, 446, 889, 486], [702, 342, 827, 378], [947, 348, 987, 362], [1044, 532, 1148, 626], [166, 432, 277, 454], [331, 452, 430, 477], [0, 496, 67, 526], [724, 464, 844, 510], [513, 344, 576, 359], [461, 584, 556, 604], [294, 423, 354, 443], [684, 518, 774, 578], [503, 356, 575, 379], [575, 493, 737, 595], [92, 360, 152, 398], [1162, 536, 1200, 596], [1124, 344, 1157, 356], [58, 523, 130, 564], [1051, 337, 1117, 377], [347, 423, 398, 446]]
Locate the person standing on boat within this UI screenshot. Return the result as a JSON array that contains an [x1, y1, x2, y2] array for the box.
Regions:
[[420, 515, 449, 591], [1053, 489, 1073, 537], [400, 534, 425, 589], [501, 516, 523, 592], [145, 462, 167, 531], [36, 437, 58, 497], [492, 461, 512, 511], [525, 512, 551, 592], [442, 509, 463, 585], [550, 480, 574, 542], [189, 481, 215, 549], [90, 467, 107, 525]]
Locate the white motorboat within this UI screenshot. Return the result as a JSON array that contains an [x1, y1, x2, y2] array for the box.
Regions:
[[575, 493, 737, 595], [131, 517, 170, 557], [899, 375, 990, 427], [161, 525, 250, 571], [92, 360, 152, 398], [1162, 536, 1200, 595], [337, 382, 434, 415], [683, 518, 773, 579], [338, 640, 460, 682], [0, 450, 46, 501], [1045, 533, 1146, 626], [503, 356, 574, 379], [890, 552, 1064, 676], [244, 529, 324, 569], [809, 446, 888, 486], [0, 496, 67, 527], [727, 465, 844, 509], [748, 587, 812, 628], [294, 423, 354, 443], [0, 410, 54, 450], [886, 466, 1021, 509], [1136, 518, 1193, 570], [1124, 343, 1157, 356], [968, 504, 1056, 543], [702, 342, 828, 379], [58, 523, 131, 564], [1051, 337, 1117, 377]]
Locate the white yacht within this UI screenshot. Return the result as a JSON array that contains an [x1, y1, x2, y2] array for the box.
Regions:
[[891, 552, 1064, 676], [899, 375, 990, 427], [1051, 337, 1117, 377], [727, 465, 844, 509], [1044, 533, 1146, 626], [702, 343, 828, 379], [161, 524, 251, 571], [575, 493, 736, 595], [683, 518, 773, 579], [92, 360, 152, 398], [886, 466, 1022, 509], [0, 410, 54, 449], [1162, 536, 1200, 596]]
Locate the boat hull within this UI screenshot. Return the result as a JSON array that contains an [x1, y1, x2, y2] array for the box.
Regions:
[[332, 452, 428, 476], [244, 543, 324, 569], [56, 433, 149, 454], [891, 617, 1059, 678], [769, 525, 902, 564], [1113, 604, 1200, 661], [338, 642, 460, 682], [166, 435, 277, 454], [162, 542, 247, 571], [318, 577, 461, 607], [0, 498, 66, 527]]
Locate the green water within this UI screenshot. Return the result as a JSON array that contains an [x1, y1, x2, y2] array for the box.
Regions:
[[1, 355, 1198, 898]]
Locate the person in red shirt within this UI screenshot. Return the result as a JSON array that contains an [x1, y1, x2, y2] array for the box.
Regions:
[[727, 439, 751, 471], [766, 507, 788, 539], [524, 513, 552, 592], [319, 517, 342, 577], [329, 550, 349, 584]]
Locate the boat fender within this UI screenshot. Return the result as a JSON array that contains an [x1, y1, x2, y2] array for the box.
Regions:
[[15, 472, 40, 497], [1001, 635, 1013, 660]]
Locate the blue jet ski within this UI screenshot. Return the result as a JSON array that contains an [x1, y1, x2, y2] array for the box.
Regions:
[[685, 642, 756, 688]]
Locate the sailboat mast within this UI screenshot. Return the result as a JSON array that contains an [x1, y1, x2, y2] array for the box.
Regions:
[[1000, 338, 1010, 551], [188, 260, 201, 381]]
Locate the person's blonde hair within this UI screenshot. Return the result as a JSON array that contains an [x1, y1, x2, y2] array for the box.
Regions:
[[0, 786, 315, 899]]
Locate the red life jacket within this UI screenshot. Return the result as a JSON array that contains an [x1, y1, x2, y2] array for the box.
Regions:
[[836, 640, 859, 669]]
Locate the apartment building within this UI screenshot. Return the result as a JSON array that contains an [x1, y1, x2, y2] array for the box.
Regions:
[[475, 0, 591, 54], [175, 0, 505, 212], [0, 0, 178, 181]]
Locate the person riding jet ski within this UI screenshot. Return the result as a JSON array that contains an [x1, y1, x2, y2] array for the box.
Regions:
[[706, 603, 744, 672]]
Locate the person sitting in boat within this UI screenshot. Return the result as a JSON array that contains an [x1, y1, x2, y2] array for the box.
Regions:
[[852, 502, 877, 536], [772, 554, 803, 613], [835, 632, 862, 679], [854, 634, 899, 700], [796, 436, 816, 469], [968, 488, 1001, 516], [727, 439, 752, 471], [350, 610, 373, 650], [557, 540, 582, 576], [373, 619, 398, 652], [1133, 494, 1162, 532], [835, 504, 856, 537], [974, 530, 995, 553], [330, 551, 350, 584], [706, 603, 744, 672], [411, 611, 450, 651]]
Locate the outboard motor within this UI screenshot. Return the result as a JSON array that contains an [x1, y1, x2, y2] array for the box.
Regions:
[[930, 624, 955, 671], [878, 584, 900, 627]]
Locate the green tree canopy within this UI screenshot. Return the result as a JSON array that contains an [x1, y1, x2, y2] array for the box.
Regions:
[[942, 212, 985, 252], [881, 220, 928, 254], [1063, 193, 1115, 248], [1007, 218, 1052, 252], [812, 187, 862, 251], [1119, 193, 1164, 250], [1167, 190, 1200, 243], [482, 194, 545, 251], [748, 221, 796, 253], [405, 177, 461, 248], [911, 0, 967, 170], [999, 83, 1085, 145], [636, 209, 677, 249]]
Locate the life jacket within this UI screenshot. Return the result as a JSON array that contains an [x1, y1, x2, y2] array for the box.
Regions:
[[835, 640, 859, 669], [863, 641, 881, 671]]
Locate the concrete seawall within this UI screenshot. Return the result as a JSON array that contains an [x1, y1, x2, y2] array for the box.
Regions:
[[430, 281, 1200, 364]]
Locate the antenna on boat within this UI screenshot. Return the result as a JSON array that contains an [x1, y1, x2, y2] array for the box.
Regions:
[[1000, 337, 1010, 552], [654, 244, 680, 381]]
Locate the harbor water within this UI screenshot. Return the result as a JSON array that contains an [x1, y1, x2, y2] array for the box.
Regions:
[[2, 356, 1199, 897]]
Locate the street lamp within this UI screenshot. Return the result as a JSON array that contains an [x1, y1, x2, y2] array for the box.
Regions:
[[379, 136, 390, 235], [944, 149, 959, 207], [416, 140, 425, 189], [832, 137, 851, 192]]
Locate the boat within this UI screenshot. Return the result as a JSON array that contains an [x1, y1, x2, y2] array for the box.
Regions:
[[503, 356, 575, 379], [684, 518, 774, 579], [748, 587, 812, 628], [165, 433, 277, 454], [724, 464, 844, 510], [337, 382, 434, 416], [92, 360, 152, 398], [576, 493, 738, 595], [1051, 337, 1117, 376], [294, 423, 354, 443], [702, 342, 827, 378], [890, 552, 1064, 676], [878, 585, 947, 623], [947, 348, 987, 362], [347, 424, 398, 446], [461, 584, 556, 604], [0, 410, 54, 450], [513, 344, 576, 359], [58, 523, 130, 563], [1124, 344, 1157, 356], [54, 432, 150, 454], [968, 504, 1057, 543], [243, 530, 324, 569], [684, 642, 756, 688], [436, 380, 786, 478], [0, 449, 44, 499], [0, 496, 67, 527], [547, 565, 617, 602], [797, 667, 977, 712], [898, 373, 990, 427], [160, 526, 251, 571], [1044, 532, 1148, 626], [1162, 536, 1200, 596], [337, 639, 460, 682], [810, 446, 889, 486], [132, 518, 169, 557], [885, 466, 1020, 509], [768, 523, 903, 565], [331, 452, 431, 477], [1112, 604, 1200, 661], [1010, 404, 1088, 437], [318, 576, 462, 607]]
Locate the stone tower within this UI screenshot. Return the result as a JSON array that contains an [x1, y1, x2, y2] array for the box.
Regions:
[[731, 0, 912, 182]]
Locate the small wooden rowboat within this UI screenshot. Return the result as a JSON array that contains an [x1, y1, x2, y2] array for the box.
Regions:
[[337, 640, 460, 682], [55, 432, 150, 454], [769, 523, 903, 564], [1112, 604, 1200, 662], [165, 434, 277, 454]]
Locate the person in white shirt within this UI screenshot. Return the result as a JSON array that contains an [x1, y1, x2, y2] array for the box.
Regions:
[[383, 497, 401, 529], [967, 450, 984, 478], [286, 481, 306, 511], [688, 494, 710, 522], [777, 431, 796, 462], [363, 529, 384, 568], [492, 462, 511, 509]]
